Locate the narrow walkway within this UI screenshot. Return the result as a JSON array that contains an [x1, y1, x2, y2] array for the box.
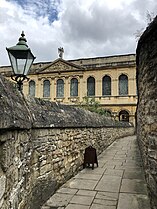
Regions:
[[42, 135, 151, 209]]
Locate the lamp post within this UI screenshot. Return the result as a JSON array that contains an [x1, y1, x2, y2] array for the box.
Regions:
[[6, 31, 36, 91]]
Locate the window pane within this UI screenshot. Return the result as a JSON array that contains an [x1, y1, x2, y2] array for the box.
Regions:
[[119, 74, 128, 95], [87, 77, 95, 96], [102, 76, 111, 96], [70, 78, 78, 96], [57, 79, 64, 97], [119, 110, 129, 122], [43, 80, 50, 97], [29, 80, 35, 97]]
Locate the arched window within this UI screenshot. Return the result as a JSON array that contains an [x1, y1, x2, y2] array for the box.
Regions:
[[29, 80, 35, 97], [87, 76, 95, 96], [43, 80, 50, 97], [70, 78, 78, 97], [57, 79, 64, 98], [119, 74, 128, 95], [119, 110, 129, 122], [102, 75, 111, 96]]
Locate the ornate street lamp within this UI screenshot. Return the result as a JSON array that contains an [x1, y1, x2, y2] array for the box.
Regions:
[[6, 31, 36, 91]]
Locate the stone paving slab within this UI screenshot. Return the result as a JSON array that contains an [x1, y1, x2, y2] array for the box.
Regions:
[[56, 187, 78, 195], [95, 191, 118, 201], [105, 161, 123, 166], [90, 204, 116, 209], [95, 175, 122, 192], [93, 198, 117, 206], [46, 193, 73, 207], [120, 179, 148, 194], [102, 164, 115, 169], [64, 178, 98, 190], [70, 195, 94, 205], [115, 165, 143, 170], [117, 193, 151, 209], [74, 173, 102, 181], [42, 135, 151, 209], [104, 168, 124, 177], [80, 167, 105, 175], [123, 170, 145, 180], [66, 204, 90, 209], [76, 189, 96, 196]]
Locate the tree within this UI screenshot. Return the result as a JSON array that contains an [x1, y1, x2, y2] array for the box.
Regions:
[[135, 10, 155, 41], [78, 97, 111, 117]]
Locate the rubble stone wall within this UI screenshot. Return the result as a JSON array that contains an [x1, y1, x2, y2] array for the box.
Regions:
[[136, 16, 157, 209], [0, 75, 134, 209], [0, 126, 134, 209]]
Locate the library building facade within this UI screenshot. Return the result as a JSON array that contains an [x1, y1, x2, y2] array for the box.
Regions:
[[0, 53, 137, 125]]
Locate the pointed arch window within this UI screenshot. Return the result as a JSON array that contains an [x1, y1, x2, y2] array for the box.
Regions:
[[70, 78, 78, 97], [43, 79, 50, 97], [29, 80, 35, 97], [87, 76, 95, 96], [102, 75, 111, 96], [119, 74, 128, 95], [57, 79, 64, 98]]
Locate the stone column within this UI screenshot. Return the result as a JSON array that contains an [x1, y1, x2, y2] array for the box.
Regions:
[[79, 75, 84, 102], [81, 75, 87, 101], [96, 78, 102, 97], [64, 76, 69, 103], [51, 78, 55, 101], [112, 78, 118, 96], [129, 77, 137, 95], [37, 78, 43, 98]]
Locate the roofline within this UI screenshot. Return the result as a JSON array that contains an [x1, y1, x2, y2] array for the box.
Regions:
[[67, 53, 136, 62], [0, 53, 136, 69]]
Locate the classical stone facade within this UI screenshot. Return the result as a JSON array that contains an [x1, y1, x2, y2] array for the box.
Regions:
[[0, 54, 137, 125], [136, 16, 157, 209], [0, 75, 134, 209]]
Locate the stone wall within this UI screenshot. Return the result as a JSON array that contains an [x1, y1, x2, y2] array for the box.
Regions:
[[136, 16, 157, 209], [0, 75, 134, 209]]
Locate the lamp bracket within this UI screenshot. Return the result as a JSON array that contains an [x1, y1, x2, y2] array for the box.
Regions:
[[11, 74, 29, 91]]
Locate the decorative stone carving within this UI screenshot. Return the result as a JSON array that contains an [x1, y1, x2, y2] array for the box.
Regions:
[[42, 60, 83, 73]]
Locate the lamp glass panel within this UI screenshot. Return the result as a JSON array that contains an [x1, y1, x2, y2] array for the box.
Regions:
[[16, 58, 26, 74], [24, 51, 34, 75], [8, 52, 18, 74]]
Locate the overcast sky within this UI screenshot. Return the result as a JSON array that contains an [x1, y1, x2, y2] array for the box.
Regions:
[[0, 0, 157, 66]]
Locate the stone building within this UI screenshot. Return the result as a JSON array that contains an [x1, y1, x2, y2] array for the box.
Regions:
[[0, 53, 137, 125]]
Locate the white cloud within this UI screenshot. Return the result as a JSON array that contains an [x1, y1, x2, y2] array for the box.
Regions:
[[0, 0, 156, 66]]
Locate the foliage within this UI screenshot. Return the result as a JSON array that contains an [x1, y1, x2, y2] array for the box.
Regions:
[[146, 10, 155, 24], [78, 97, 111, 117], [135, 10, 155, 41]]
